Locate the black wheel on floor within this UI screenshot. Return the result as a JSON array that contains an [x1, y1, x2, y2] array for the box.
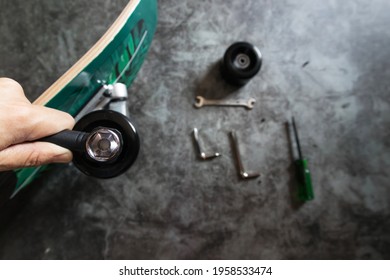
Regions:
[[72, 110, 140, 178], [220, 42, 262, 86]]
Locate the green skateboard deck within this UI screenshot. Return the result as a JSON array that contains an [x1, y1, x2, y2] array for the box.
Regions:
[[0, 0, 157, 204]]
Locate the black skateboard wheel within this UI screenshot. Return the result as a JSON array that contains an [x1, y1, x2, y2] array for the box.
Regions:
[[72, 110, 140, 178], [220, 42, 262, 86], [0, 171, 17, 206]]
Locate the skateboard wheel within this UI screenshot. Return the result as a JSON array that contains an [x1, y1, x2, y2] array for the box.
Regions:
[[220, 42, 262, 86], [72, 110, 140, 178], [0, 171, 17, 206]]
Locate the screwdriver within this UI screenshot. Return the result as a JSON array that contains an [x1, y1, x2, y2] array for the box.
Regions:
[[291, 117, 314, 201]]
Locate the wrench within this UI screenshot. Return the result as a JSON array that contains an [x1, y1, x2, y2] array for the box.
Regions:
[[194, 96, 256, 109]]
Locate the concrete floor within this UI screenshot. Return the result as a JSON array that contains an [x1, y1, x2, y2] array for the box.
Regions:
[[0, 0, 389, 259]]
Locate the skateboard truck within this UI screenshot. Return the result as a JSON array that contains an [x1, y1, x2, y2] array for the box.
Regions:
[[41, 83, 140, 178], [75, 83, 130, 120]]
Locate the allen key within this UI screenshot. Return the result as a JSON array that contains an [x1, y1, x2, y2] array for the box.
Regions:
[[193, 128, 221, 160], [229, 131, 260, 179]]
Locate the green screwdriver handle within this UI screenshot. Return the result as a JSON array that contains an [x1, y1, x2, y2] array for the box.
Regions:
[[295, 159, 314, 201]]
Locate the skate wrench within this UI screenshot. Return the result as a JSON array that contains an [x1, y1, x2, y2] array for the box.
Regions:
[[194, 96, 255, 109]]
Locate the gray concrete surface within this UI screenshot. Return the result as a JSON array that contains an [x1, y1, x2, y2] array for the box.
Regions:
[[0, 0, 389, 259]]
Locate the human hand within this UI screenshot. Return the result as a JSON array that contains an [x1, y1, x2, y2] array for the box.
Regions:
[[0, 78, 75, 171]]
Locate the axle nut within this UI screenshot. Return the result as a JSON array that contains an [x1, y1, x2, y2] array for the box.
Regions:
[[86, 128, 122, 162]]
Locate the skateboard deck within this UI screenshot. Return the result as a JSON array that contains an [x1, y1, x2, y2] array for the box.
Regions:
[[0, 0, 157, 203]]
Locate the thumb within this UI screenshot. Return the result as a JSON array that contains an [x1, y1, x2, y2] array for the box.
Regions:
[[0, 142, 73, 171]]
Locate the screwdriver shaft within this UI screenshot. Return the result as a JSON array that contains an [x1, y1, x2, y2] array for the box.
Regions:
[[292, 117, 303, 160]]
